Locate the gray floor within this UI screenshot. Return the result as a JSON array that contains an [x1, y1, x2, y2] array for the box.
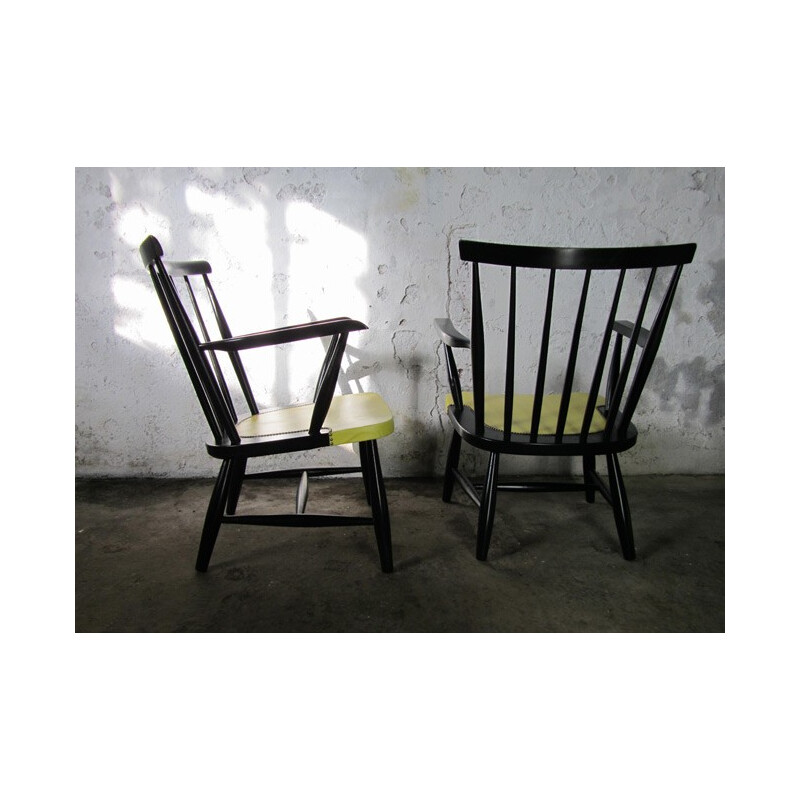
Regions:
[[75, 474, 724, 632]]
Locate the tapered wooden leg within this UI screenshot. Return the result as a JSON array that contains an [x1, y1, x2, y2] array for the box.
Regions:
[[361, 440, 393, 573], [358, 441, 372, 507], [583, 454, 596, 503], [476, 452, 500, 561], [442, 431, 462, 503], [195, 459, 232, 573], [225, 457, 247, 514], [606, 452, 636, 560]]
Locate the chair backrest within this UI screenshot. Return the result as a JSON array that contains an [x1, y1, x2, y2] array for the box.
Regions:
[[458, 239, 697, 443], [139, 235, 250, 446]]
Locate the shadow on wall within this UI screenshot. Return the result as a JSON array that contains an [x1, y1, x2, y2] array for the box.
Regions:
[[650, 356, 725, 427]]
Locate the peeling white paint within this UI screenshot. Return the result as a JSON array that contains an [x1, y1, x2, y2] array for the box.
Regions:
[[75, 167, 724, 477]]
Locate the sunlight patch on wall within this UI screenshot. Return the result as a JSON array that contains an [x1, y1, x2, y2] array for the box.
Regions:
[[183, 184, 273, 334], [285, 201, 367, 323], [112, 275, 174, 350], [184, 184, 269, 259], [117, 206, 173, 248], [109, 186, 372, 410], [283, 201, 370, 395]]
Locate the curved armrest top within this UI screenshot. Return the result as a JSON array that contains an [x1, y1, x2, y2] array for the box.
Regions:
[[200, 317, 367, 352], [435, 318, 470, 348], [613, 320, 650, 348], [164, 259, 212, 277]]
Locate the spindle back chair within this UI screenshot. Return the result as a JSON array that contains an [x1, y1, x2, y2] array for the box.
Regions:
[[436, 239, 696, 561], [140, 235, 394, 573]]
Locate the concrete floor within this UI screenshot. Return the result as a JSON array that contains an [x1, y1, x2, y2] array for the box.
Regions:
[[75, 474, 724, 632]]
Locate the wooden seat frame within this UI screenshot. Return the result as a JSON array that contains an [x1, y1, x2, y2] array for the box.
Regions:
[[436, 239, 696, 561], [139, 235, 393, 573]]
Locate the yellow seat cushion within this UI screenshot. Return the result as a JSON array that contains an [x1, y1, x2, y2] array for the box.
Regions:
[[447, 391, 606, 436], [236, 392, 394, 445]]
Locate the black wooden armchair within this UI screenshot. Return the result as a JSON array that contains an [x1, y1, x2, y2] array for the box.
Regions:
[[139, 235, 394, 573], [436, 239, 696, 562]]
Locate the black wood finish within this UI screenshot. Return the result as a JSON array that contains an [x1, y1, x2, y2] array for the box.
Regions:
[[139, 235, 394, 573], [437, 238, 696, 562], [583, 454, 596, 504], [196, 459, 232, 572], [199, 318, 367, 352], [530, 269, 556, 443], [459, 239, 696, 270], [225, 457, 247, 515], [476, 451, 501, 560], [581, 271, 626, 442], [503, 267, 517, 441], [360, 439, 393, 573], [441, 431, 462, 503], [471, 261, 486, 437], [606, 452, 635, 560]]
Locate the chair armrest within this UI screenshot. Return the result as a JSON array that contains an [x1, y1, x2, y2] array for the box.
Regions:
[[202, 316, 366, 437], [200, 317, 367, 352], [605, 320, 652, 405], [435, 318, 469, 413], [164, 259, 212, 277], [613, 320, 650, 348], [435, 318, 470, 348]]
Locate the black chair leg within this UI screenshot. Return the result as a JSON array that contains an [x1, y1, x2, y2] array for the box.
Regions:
[[583, 454, 596, 503], [360, 439, 393, 573], [476, 451, 500, 561], [442, 431, 462, 503], [225, 457, 247, 515], [606, 452, 636, 560], [195, 459, 232, 573], [358, 441, 372, 507]]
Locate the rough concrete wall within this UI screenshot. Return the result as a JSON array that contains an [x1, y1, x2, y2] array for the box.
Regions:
[[75, 167, 724, 477]]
